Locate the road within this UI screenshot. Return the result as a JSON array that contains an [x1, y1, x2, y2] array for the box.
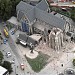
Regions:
[[0, 24, 26, 75], [8, 28, 35, 74], [8, 35, 26, 75]]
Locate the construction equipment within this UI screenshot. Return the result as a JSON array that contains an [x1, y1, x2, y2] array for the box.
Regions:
[[3, 28, 9, 38]]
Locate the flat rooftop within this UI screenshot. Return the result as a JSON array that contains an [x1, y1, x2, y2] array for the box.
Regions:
[[0, 66, 7, 75], [29, 34, 42, 41], [50, 2, 75, 7]]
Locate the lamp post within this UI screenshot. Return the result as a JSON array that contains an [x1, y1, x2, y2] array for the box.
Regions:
[[53, 61, 55, 70], [13, 57, 17, 75], [14, 64, 16, 75], [30, 43, 34, 53], [67, 49, 69, 62], [67, 52, 68, 62]]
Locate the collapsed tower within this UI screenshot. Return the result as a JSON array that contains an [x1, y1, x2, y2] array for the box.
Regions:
[[49, 28, 63, 50]]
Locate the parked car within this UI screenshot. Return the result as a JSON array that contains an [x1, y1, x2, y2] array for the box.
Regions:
[[6, 52, 11, 58], [65, 68, 75, 75], [11, 31, 14, 35], [3, 38, 8, 44], [20, 40, 27, 47], [20, 63, 25, 70], [10, 60, 15, 64]]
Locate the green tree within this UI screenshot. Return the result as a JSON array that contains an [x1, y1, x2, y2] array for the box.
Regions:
[[2, 61, 13, 74], [0, 51, 3, 65], [10, 0, 20, 16], [0, 0, 12, 21], [0, 0, 21, 21], [70, 7, 75, 21], [73, 59, 75, 66]]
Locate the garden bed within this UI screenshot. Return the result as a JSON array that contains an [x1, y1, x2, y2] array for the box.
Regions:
[[25, 51, 49, 72]]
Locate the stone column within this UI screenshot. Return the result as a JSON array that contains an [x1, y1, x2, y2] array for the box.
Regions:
[[42, 34, 44, 44]]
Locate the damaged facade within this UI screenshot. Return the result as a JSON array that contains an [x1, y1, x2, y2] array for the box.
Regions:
[[16, 0, 75, 50], [49, 28, 63, 50]]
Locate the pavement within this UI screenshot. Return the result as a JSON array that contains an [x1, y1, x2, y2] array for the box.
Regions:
[[38, 43, 75, 75], [26, 50, 39, 59]]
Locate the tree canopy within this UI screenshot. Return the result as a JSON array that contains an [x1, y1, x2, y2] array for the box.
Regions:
[[0, 51, 12, 74], [70, 7, 75, 21], [2, 61, 13, 74], [47, 1, 75, 22], [73, 59, 75, 66], [0, 51, 3, 65], [0, 0, 20, 21]]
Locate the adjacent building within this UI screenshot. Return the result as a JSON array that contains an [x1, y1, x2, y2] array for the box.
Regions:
[[18, 34, 38, 48], [0, 66, 9, 75]]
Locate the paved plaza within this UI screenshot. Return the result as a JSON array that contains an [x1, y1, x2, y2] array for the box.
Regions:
[[9, 28, 75, 75], [0, 25, 75, 75]]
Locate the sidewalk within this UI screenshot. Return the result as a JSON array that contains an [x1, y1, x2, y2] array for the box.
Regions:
[[8, 29, 35, 74]]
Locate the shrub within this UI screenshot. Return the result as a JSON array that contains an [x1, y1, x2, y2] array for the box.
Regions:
[[73, 59, 75, 66]]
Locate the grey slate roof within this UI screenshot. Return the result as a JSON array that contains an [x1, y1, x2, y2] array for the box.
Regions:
[[16, 0, 66, 30], [17, 11, 25, 21], [16, 1, 34, 22], [36, 0, 48, 11], [27, 37, 37, 46], [18, 34, 28, 42], [16, 1, 34, 13], [26, 8, 35, 23], [55, 13, 75, 27], [18, 34, 37, 46], [55, 13, 62, 18], [16, 0, 48, 23], [35, 8, 66, 30]]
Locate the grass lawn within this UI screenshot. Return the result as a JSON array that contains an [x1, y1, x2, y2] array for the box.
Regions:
[[25, 51, 49, 72]]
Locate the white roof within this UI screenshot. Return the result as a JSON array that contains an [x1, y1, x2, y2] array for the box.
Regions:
[[29, 34, 42, 41], [20, 40, 26, 45], [58, 4, 75, 7], [7, 16, 20, 25], [0, 66, 7, 75]]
